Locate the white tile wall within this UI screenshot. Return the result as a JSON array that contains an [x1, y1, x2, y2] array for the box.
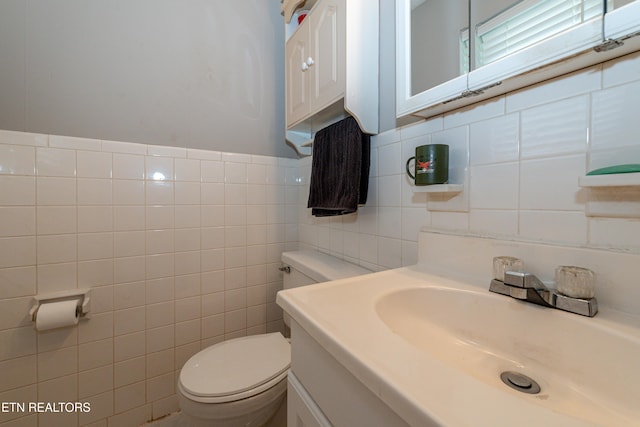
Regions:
[[299, 50, 640, 271], [0, 132, 298, 426]]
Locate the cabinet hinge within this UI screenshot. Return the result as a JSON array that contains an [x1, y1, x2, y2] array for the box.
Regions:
[[594, 38, 625, 52], [460, 89, 485, 98], [443, 81, 502, 104], [594, 30, 640, 53]]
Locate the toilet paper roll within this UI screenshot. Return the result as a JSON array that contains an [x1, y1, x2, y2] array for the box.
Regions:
[[35, 299, 80, 331]]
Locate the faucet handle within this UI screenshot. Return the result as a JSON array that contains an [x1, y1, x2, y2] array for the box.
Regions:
[[493, 256, 524, 281], [503, 271, 547, 289]]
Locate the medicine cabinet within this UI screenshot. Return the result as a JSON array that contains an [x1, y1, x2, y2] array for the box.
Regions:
[[397, 0, 640, 119]]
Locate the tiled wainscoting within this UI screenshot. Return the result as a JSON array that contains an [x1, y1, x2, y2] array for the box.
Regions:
[[0, 132, 299, 426]]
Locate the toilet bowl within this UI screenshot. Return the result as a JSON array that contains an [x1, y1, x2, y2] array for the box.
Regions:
[[177, 333, 290, 427], [177, 250, 370, 427]]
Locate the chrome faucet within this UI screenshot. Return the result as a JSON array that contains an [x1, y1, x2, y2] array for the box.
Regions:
[[490, 271, 598, 317]]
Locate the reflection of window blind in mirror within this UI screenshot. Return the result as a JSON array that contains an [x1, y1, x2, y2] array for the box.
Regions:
[[469, 0, 606, 69], [459, 29, 470, 74]]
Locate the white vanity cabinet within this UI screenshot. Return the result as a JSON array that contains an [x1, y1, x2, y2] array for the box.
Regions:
[[286, 0, 346, 128], [287, 374, 332, 427], [284, 0, 378, 156], [287, 321, 410, 427]]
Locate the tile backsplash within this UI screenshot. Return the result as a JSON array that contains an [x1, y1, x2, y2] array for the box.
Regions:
[[0, 133, 298, 426], [299, 50, 640, 270]]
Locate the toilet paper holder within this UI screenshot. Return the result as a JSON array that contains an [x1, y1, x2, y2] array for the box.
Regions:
[[29, 289, 92, 322]]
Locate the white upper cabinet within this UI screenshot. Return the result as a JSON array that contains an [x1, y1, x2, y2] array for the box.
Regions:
[[397, 0, 640, 120], [286, 0, 345, 127], [285, 0, 379, 155]]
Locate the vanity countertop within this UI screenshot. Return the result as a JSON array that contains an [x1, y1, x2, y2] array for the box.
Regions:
[[277, 264, 640, 427]]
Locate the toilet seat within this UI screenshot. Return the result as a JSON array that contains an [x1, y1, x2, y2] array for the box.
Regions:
[[179, 333, 290, 404]]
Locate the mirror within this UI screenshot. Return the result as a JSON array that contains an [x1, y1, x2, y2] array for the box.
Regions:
[[607, 0, 636, 10], [470, 0, 606, 70], [409, 0, 469, 96], [398, 0, 614, 119]]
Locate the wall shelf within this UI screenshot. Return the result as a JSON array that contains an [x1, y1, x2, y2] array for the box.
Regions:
[[579, 172, 640, 188], [412, 184, 463, 193]]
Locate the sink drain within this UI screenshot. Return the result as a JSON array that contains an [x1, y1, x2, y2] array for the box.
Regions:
[[500, 371, 541, 394]]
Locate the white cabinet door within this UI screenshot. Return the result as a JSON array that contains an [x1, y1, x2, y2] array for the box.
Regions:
[[604, 0, 640, 42], [308, 0, 345, 114], [286, 23, 310, 127], [285, 0, 346, 128], [287, 373, 332, 427], [468, 0, 604, 91], [395, 0, 469, 117]]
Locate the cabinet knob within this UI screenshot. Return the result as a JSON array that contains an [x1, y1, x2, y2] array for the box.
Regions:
[[306, 57, 315, 66], [301, 62, 309, 71]]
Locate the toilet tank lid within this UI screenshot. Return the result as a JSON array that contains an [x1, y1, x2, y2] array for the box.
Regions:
[[281, 250, 370, 282], [179, 333, 290, 398]]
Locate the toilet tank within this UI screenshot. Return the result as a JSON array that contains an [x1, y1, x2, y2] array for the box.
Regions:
[[280, 250, 370, 327]]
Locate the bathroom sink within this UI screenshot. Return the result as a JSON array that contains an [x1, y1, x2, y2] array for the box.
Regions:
[[278, 264, 640, 426], [375, 285, 640, 426]]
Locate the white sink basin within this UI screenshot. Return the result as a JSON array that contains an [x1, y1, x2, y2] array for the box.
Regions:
[[376, 285, 640, 426], [278, 265, 640, 426]]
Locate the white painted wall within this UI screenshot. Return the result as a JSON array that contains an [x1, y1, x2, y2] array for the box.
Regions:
[[0, 0, 290, 158]]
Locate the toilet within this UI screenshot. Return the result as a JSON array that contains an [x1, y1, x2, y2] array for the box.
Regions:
[[176, 250, 370, 427]]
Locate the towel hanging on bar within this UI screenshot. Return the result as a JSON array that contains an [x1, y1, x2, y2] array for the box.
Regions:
[[307, 116, 370, 217]]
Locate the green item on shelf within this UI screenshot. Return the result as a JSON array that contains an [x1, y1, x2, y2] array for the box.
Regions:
[[586, 164, 640, 175]]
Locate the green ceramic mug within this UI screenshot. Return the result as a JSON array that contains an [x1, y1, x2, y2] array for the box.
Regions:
[[406, 144, 449, 186]]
